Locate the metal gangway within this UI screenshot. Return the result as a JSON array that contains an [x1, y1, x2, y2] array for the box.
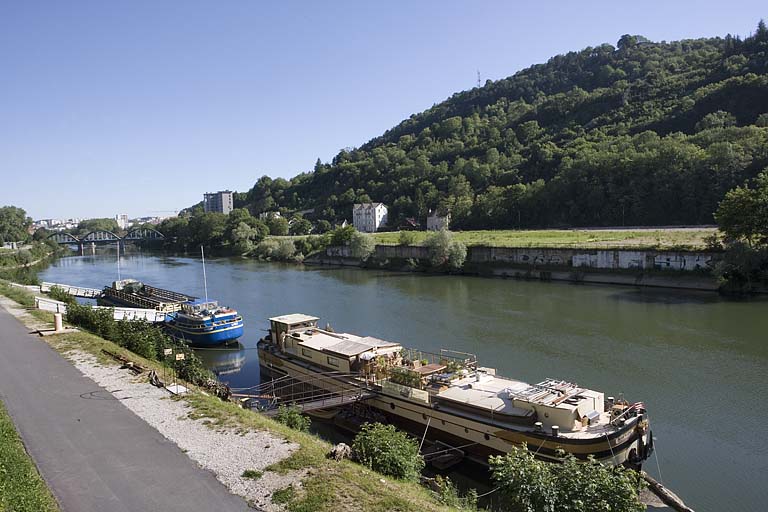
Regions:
[[232, 371, 378, 416], [41, 282, 102, 299]]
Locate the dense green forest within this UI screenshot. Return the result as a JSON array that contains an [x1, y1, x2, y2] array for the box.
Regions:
[[230, 22, 768, 229]]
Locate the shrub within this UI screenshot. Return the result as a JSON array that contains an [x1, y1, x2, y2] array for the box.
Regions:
[[48, 286, 76, 305], [398, 231, 417, 246], [489, 445, 644, 512], [254, 239, 279, 259], [274, 405, 311, 432], [274, 239, 297, 261], [349, 231, 375, 260], [330, 225, 356, 246], [425, 229, 466, 270], [431, 476, 478, 510], [352, 422, 424, 481]]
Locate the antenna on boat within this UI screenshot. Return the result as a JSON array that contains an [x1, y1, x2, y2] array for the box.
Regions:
[[201, 245, 209, 304]]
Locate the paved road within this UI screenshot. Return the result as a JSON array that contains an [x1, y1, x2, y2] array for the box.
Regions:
[[0, 307, 253, 512]]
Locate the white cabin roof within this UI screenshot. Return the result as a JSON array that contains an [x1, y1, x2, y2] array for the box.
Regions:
[[270, 313, 320, 325], [292, 329, 400, 357]]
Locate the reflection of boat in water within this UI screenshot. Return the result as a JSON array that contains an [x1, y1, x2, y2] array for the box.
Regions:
[[194, 344, 246, 375]]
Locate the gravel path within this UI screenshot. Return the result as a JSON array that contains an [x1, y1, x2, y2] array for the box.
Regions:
[[65, 350, 303, 511]]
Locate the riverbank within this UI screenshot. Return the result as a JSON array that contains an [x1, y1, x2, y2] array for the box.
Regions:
[[306, 245, 723, 292], [0, 282, 460, 512]]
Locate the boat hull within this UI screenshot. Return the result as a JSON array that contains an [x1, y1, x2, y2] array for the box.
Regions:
[[165, 323, 244, 347], [258, 345, 652, 468]]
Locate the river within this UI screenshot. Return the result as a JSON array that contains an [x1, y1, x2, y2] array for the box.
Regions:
[[39, 253, 768, 512]]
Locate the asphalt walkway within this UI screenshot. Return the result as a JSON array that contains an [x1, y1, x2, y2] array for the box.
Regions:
[[0, 307, 253, 512]]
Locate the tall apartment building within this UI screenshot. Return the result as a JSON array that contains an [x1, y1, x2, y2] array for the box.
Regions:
[[203, 190, 234, 215], [115, 213, 129, 230], [352, 203, 388, 233]]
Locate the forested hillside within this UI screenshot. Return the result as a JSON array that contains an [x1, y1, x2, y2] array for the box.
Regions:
[[239, 23, 768, 229]]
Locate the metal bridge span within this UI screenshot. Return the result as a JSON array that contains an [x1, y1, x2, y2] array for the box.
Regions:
[[48, 228, 165, 255]]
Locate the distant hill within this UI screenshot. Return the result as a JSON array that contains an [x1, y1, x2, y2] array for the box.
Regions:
[[239, 22, 768, 229]]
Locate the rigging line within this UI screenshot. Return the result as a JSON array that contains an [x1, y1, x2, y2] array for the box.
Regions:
[[419, 416, 432, 452], [604, 432, 618, 466], [475, 486, 501, 499], [649, 416, 664, 485], [533, 436, 548, 455], [422, 441, 480, 458]]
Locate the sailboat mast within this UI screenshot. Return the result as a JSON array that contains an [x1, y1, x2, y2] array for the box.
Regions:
[[117, 242, 121, 280], [201, 245, 209, 304]]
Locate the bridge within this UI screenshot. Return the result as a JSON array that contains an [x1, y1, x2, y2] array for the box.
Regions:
[[48, 228, 165, 255]]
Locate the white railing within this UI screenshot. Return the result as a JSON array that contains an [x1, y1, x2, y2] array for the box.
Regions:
[[34, 296, 166, 323], [40, 282, 102, 298]]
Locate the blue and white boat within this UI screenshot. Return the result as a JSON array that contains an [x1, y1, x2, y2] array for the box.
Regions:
[[164, 300, 244, 347]]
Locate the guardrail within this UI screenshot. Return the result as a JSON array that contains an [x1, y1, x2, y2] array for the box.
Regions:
[[40, 282, 102, 298], [34, 296, 166, 323]]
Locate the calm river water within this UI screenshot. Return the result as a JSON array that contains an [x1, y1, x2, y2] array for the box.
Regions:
[[40, 253, 767, 512]]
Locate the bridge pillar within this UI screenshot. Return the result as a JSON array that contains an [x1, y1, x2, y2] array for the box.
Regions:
[[79, 243, 85, 256], [90, 242, 96, 255]]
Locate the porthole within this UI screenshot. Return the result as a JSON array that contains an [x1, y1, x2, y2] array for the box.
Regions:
[[422, 413, 427, 420], [441, 420, 446, 425], [390, 403, 396, 410], [464, 427, 469, 434], [484, 433, 490, 441]]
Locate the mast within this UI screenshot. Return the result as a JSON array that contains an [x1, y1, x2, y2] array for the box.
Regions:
[[117, 242, 121, 280], [201, 245, 209, 304]]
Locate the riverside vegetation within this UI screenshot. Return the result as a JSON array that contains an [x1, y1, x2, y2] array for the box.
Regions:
[[1, 282, 648, 511]]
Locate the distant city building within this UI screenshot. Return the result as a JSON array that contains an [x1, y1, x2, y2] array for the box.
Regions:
[[427, 210, 450, 231], [204, 190, 234, 214], [352, 203, 388, 233], [115, 213, 129, 230]]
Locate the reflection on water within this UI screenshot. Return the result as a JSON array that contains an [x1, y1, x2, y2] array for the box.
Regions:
[[38, 253, 768, 512], [193, 344, 247, 376]]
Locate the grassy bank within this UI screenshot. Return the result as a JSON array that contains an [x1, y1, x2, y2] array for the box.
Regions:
[[0, 400, 59, 512], [0, 283, 461, 512], [371, 228, 717, 250]]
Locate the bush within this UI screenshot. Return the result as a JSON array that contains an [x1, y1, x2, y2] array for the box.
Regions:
[[489, 445, 644, 512], [398, 231, 417, 246], [425, 229, 466, 270], [431, 476, 478, 510], [330, 225, 356, 246], [349, 231, 375, 260], [352, 423, 424, 481], [254, 239, 280, 259], [274, 405, 311, 432], [274, 239, 297, 261], [48, 286, 76, 305]]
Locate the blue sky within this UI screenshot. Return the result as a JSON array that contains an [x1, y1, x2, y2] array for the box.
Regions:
[[1, 1, 764, 220]]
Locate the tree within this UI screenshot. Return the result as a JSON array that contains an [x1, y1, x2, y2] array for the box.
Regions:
[[188, 212, 227, 247], [695, 111, 737, 132], [715, 172, 768, 246], [76, 217, 119, 236], [289, 217, 312, 235], [425, 229, 466, 270], [352, 423, 424, 482], [266, 216, 289, 236], [489, 446, 644, 512], [349, 231, 375, 260], [315, 220, 332, 233], [0, 206, 32, 243], [230, 222, 260, 254]]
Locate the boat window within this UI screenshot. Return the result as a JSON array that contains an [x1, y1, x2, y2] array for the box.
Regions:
[[302, 348, 312, 357], [327, 356, 339, 367]]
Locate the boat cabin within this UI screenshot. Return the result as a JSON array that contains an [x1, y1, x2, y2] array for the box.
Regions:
[[268, 314, 402, 373], [181, 300, 220, 316]]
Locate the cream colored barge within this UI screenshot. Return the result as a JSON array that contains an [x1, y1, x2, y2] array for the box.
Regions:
[[257, 313, 653, 468]]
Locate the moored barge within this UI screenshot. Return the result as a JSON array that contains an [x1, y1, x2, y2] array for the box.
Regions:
[[258, 313, 653, 468]]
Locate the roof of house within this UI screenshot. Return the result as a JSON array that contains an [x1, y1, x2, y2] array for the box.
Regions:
[[353, 202, 386, 209]]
